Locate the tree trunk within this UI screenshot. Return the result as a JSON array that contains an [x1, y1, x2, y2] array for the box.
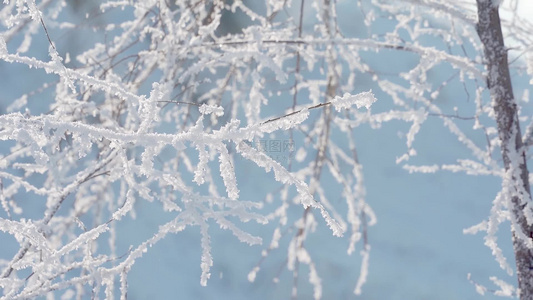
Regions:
[[475, 0, 533, 298]]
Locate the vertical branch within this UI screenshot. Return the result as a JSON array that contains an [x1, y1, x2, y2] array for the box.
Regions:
[[290, 0, 339, 296], [475, 0, 533, 298], [292, 0, 305, 110]]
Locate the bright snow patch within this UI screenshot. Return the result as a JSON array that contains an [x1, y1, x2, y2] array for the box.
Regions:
[[330, 91, 377, 112]]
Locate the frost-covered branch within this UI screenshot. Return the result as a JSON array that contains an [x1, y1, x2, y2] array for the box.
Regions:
[[0, 0, 531, 298]]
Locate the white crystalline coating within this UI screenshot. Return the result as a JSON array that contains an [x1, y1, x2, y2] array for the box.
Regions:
[[403, 164, 440, 174], [295, 147, 307, 162], [194, 143, 209, 185], [112, 190, 135, 221], [55, 224, 109, 257], [463, 220, 488, 235], [296, 247, 311, 264], [235, 142, 345, 237], [17, 32, 32, 53], [140, 146, 155, 176], [269, 227, 282, 249], [526, 52, 533, 84], [4, 0, 531, 297], [309, 263, 322, 300], [269, 0, 285, 12], [247, 266, 260, 282], [215, 217, 262, 245], [218, 145, 239, 200], [200, 222, 213, 287], [490, 276, 516, 297], [354, 245, 370, 295], [468, 273, 488, 296], [61, 290, 75, 300], [330, 91, 377, 112], [0, 35, 7, 56], [199, 104, 224, 116], [0, 219, 51, 255], [260, 108, 310, 133]]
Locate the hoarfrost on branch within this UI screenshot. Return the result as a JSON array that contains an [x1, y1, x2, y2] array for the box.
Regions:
[[0, 0, 532, 298]]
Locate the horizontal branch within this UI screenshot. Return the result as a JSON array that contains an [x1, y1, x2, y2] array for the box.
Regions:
[[203, 37, 483, 79], [428, 113, 476, 120]]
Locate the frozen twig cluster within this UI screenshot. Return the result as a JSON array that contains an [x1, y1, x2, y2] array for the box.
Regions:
[[0, 0, 379, 298], [0, 0, 532, 298]]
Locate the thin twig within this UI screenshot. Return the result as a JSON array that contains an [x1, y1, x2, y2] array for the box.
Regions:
[[261, 102, 331, 125], [157, 100, 201, 107], [39, 17, 55, 50], [428, 113, 475, 120]]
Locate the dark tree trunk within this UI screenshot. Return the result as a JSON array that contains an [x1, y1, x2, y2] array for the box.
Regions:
[[475, 0, 533, 298]]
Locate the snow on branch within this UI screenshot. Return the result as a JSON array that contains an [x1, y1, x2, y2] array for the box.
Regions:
[[330, 91, 376, 112], [1, 0, 531, 298]]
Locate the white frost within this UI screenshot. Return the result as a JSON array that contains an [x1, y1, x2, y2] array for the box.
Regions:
[[330, 91, 377, 112], [199, 104, 224, 116]]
